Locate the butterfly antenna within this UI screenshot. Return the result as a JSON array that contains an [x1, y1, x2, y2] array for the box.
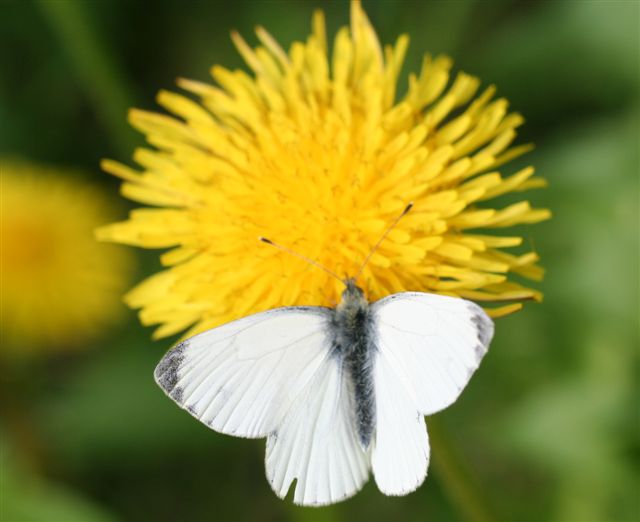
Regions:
[[354, 202, 413, 281], [259, 237, 343, 283]]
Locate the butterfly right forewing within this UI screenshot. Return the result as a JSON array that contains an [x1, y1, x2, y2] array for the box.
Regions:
[[372, 292, 494, 415]]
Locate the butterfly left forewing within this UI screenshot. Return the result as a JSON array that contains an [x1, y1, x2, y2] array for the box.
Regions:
[[154, 307, 334, 438]]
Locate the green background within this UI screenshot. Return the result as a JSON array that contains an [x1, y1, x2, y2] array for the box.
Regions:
[[1, 1, 638, 521]]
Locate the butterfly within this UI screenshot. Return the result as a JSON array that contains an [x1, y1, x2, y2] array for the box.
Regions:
[[154, 206, 494, 506]]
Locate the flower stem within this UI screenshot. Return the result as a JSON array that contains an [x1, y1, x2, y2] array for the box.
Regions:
[[37, 0, 138, 158], [429, 417, 499, 522]]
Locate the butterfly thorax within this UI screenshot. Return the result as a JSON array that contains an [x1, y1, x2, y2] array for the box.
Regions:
[[335, 278, 368, 322], [332, 278, 376, 450]]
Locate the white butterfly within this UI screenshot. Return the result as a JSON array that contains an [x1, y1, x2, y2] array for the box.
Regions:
[[154, 276, 493, 505]]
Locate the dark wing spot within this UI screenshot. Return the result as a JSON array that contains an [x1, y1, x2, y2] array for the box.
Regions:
[[266, 431, 278, 455], [469, 307, 494, 348], [465, 365, 475, 379], [170, 386, 184, 403], [474, 344, 486, 359], [155, 341, 188, 402]]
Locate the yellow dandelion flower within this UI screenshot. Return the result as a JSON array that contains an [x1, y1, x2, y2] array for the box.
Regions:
[[1, 161, 134, 354], [98, 0, 550, 341]]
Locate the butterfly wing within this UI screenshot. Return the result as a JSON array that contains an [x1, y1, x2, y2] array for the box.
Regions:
[[370, 292, 493, 495], [154, 306, 370, 505], [154, 307, 334, 437], [265, 353, 370, 505], [371, 345, 430, 495]]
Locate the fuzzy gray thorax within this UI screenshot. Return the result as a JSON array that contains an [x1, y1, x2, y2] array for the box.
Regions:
[[332, 278, 376, 449], [334, 279, 369, 336]]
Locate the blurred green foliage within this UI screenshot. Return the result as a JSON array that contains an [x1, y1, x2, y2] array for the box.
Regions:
[[1, 1, 638, 521]]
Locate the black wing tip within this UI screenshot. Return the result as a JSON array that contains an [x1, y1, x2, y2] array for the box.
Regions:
[[467, 303, 495, 349], [154, 341, 189, 401]]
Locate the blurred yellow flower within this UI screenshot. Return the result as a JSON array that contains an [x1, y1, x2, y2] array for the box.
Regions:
[[98, 0, 550, 340], [1, 161, 133, 355]]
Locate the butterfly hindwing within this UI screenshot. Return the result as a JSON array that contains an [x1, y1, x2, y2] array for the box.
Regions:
[[265, 352, 370, 505], [371, 345, 430, 495]]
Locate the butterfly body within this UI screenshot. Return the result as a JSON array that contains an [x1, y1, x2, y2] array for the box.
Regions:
[[331, 278, 376, 449], [155, 282, 494, 505]]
